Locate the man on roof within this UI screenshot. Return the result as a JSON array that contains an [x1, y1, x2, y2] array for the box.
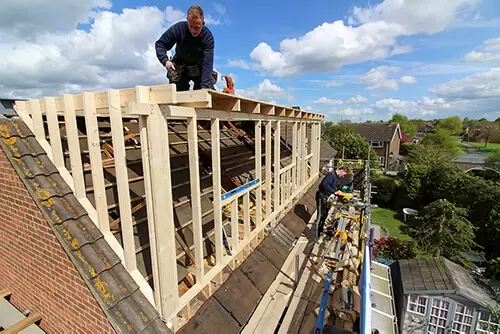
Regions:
[[155, 5, 217, 91]]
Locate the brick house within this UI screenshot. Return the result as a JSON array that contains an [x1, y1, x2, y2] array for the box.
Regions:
[[390, 257, 499, 334], [350, 123, 402, 169]]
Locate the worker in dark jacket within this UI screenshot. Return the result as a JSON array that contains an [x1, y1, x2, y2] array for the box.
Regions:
[[155, 5, 216, 91], [316, 167, 350, 237]]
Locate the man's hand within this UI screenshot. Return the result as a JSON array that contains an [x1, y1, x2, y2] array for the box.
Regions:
[[164, 60, 175, 71]]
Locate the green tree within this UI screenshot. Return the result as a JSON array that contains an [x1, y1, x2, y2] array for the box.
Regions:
[[407, 199, 477, 261], [436, 116, 463, 134], [323, 124, 378, 163], [390, 113, 417, 138], [485, 258, 500, 280], [475, 123, 500, 148], [486, 151, 500, 172]]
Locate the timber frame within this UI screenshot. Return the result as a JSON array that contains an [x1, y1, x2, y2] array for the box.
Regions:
[[11, 84, 325, 331]]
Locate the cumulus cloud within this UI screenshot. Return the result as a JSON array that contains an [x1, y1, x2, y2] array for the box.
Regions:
[[227, 59, 252, 70], [314, 95, 368, 105], [361, 66, 400, 90], [0, 2, 223, 98], [400, 75, 417, 84], [305, 80, 344, 87], [236, 79, 292, 104], [247, 0, 476, 76], [430, 68, 500, 99], [462, 37, 500, 62]]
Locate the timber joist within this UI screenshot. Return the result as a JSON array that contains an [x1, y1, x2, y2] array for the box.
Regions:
[[14, 84, 326, 121]]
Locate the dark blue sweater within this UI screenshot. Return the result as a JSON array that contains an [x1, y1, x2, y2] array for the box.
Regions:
[[318, 172, 338, 197], [155, 21, 215, 89]]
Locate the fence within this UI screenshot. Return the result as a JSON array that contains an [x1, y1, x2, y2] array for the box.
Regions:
[[12, 84, 324, 330]]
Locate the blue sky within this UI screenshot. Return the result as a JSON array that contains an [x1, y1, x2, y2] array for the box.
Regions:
[[1, 0, 500, 122]]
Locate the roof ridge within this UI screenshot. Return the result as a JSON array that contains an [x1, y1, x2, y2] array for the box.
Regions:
[[0, 117, 171, 333]]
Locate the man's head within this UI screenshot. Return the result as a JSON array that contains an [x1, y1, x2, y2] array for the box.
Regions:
[[187, 5, 205, 37], [335, 167, 350, 178]]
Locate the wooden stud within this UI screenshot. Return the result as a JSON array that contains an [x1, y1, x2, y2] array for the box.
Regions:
[[231, 199, 239, 253], [147, 102, 179, 317], [211, 118, 224, 264], [29, 99, 53, 160], [265, 121, 272, 219], [274, 121, 281, 217], [13, 101, 34, 131], [62, 95, 85, 199], [244, 192, 250, 240], [108, 89, 136, 271], [254, 120, 262, 228], [187, 115, 204, 281], [136, 85, 161, 310], [292, 121, 297, 196]]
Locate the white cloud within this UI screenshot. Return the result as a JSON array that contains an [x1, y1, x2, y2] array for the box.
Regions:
[[484, 37, 500, 51], [390, 45, 413, 56], [400, 75, 417, 84], [462, 36, 500, 62], [213, 3, 226, 15], [227, 59, 252, 70], [305, 79, 344, 87], [463, 51, 500, 62], [314, 97, 343, 105], [430, 68, 500, 99], [236, 79, 291, 103], [248, 0, 476, 76], [0, 3, 222, 98], [0, 0, 111, 40], [348, 0, 478, 34], [314, 95, 368, 105], [373, 97, 453, 117], [361, 66, 400, 90]]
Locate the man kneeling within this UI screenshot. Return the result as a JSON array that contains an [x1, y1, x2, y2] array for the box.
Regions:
[[155, 5, 217, 91]]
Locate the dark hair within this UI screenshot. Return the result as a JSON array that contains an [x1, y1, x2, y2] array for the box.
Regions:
[[337, 166, 351, 175]]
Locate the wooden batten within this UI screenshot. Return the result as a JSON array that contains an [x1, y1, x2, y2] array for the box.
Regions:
[[176, 90, 212, 108]]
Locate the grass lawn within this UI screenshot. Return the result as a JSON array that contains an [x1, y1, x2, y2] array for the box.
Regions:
[[371, 207, 411, 240], [466, 141, 500, 153]]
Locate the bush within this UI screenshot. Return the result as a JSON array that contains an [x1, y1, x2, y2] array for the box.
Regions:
[[372, 174, 397, 207], [374, 237, 417, 260]]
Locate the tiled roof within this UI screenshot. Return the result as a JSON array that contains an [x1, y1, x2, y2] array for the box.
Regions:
[[398, 257, 498, 309], [350, 123, 400, 142], [0, 116, 171, 333]]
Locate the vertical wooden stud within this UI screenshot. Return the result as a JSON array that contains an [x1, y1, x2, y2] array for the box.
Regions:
[[211, 118, 224, 263], [255, 120, 262, 228]]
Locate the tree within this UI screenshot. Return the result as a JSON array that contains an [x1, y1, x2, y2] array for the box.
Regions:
[[374, 237, 417, 260], [407, 199, 477, 261], [323, 124, 378, 163], [473, 123, 500, 148], [486, 151, 500, 172], [390, 113, 417, 138], [485, 258, 500, 280], [436, 116, 462, 134]]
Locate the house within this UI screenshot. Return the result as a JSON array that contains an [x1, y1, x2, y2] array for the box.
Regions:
[[350, 123, 402, 169], [390, 257, 499, 334]]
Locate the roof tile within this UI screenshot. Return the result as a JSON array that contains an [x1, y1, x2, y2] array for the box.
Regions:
[[55, 217, 103, 250], [350, 123, 400, 142], [74, 239, 121, 279], [92, 263, 140, 309]]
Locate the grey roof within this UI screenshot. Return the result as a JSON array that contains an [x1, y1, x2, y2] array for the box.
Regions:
[[399, 257, 498, 309], [350, 123, 400, 142], [320, 139, 337, 161]]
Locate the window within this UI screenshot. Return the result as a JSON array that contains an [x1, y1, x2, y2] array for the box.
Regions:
[[477, 312, 500, 333], [407, 294, 428, 316], [378, 156, 385, 166], [452, 303, 473, 333], [427, 298, 450, 334], [371, 141, 383, 148]]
